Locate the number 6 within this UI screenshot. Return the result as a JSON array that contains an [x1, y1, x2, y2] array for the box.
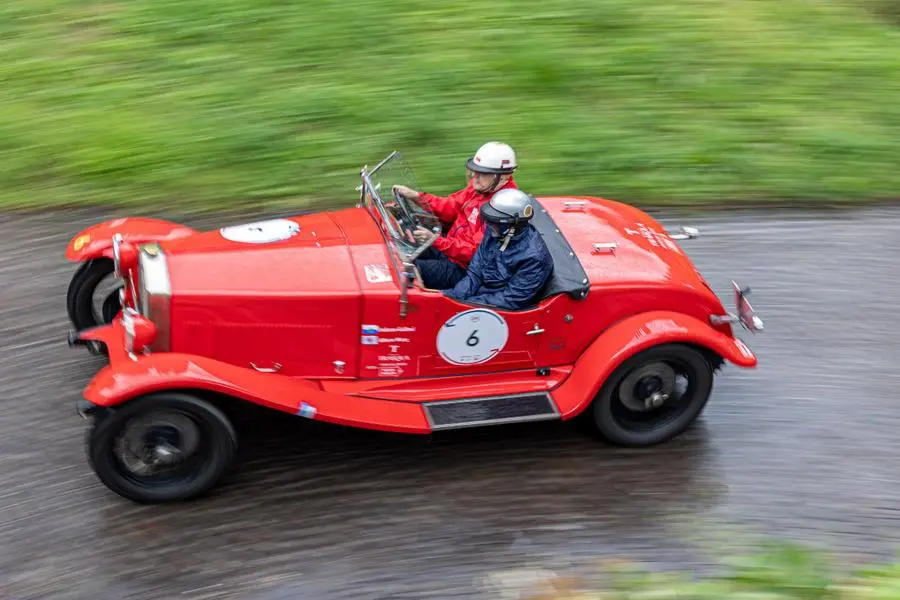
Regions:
[[466, 330, 480, 347]]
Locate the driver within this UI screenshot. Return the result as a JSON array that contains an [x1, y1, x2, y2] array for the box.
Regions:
[[393, 141, 518, 289], [443, 188, 553, 311]]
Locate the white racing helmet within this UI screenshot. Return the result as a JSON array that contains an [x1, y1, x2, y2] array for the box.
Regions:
[[466, 142, 517, 175]]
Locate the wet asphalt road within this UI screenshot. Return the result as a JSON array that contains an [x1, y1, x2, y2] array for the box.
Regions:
[[2, 205, 900, 599]]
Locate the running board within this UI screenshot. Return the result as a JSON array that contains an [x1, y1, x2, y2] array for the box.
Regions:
[[423, 392, 561, 431]]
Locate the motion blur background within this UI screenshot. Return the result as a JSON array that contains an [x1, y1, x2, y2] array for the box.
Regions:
[[2, 0, 898, 211], [2, 1, 900, 598]]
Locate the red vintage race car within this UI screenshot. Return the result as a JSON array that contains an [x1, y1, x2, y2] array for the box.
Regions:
[[64, 151, 763, 504]]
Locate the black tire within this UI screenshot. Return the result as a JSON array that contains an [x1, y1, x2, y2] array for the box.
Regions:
[[590, 343, 715, 447], [86, 392, 238, 504], [66, 258, 119, 330]]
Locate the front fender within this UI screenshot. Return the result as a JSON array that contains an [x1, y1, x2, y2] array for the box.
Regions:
[[551, 311, 758, 419], [66, 217, 195, 262], [77, 325, 431, 434]]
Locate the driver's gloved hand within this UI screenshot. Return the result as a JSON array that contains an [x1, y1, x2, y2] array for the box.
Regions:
[[412, 226, 433, 244], [393, 185, 420, 201]]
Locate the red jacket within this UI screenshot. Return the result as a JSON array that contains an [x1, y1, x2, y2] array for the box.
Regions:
[[419, 177, 518, 268]]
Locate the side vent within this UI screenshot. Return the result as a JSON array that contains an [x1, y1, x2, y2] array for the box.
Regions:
[[423, 393, 560, 431]]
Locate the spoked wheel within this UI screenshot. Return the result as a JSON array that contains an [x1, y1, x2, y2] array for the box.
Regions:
[[87, 393, 238, 504], [66, 258, 122, 330], [591, 344, 715, 446]]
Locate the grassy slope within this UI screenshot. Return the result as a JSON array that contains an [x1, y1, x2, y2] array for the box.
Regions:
[[520, 541, 900, 598], [1, 0, 898, 211]]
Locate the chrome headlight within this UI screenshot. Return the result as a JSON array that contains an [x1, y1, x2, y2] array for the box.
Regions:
[[136, 243, 172, 351]]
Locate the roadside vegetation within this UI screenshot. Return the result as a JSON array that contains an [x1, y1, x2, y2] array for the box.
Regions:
[[1, 0, 898, 211], [512, 542, 900, 599]]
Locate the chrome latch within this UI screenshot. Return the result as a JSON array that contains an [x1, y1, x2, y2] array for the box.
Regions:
[[668, 226, 699, 240], [592, 242, 618, 254], [333, 360, 346, 374], [251, 362, 282, 373]]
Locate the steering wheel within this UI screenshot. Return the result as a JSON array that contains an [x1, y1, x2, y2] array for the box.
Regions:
[[390, 188, 418, 227], [389, 187, 423, 243], [405, 228, 438, 262]]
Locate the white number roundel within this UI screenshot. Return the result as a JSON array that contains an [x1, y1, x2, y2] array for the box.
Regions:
[[436, 309, 509, 365], [220, 218, 300, 244]]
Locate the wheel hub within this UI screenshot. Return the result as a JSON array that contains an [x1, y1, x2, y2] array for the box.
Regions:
[[116, 412, 201, 475], [148, 442, 182, 466], [619, 362, 677, 412]]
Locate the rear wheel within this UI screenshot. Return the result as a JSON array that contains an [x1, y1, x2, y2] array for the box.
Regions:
[[86, 392, 238, 504], [66, 258, 122, 330], [590, 344, 715, 446]]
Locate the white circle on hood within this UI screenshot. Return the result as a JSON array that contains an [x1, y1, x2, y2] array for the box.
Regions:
[[220, 219, 300, 244]]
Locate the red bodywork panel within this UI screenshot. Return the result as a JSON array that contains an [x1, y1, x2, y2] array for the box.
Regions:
[[73, 194, 760, 433], [66, 217, 195, 261], [550, 311, 757, 419]]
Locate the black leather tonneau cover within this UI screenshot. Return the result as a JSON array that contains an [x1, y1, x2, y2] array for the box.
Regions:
[[530, 198, 590, 301]]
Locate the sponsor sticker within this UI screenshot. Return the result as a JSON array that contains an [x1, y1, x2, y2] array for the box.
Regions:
[[73, 234, 91, 252], [364, 263, 392, 283], [297, 402, 317, 419]]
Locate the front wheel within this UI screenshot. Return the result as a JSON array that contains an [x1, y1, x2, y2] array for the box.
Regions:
[[590, 343, 715, 447], [66, 258, 121, 330], [86, 392, 238, 504]]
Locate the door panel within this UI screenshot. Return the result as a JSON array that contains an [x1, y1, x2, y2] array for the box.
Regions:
[[355, 286, 549, 379], [408, 290, 546, 377]]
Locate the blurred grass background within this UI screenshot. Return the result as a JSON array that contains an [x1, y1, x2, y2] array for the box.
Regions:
[[1, 0, 898, 211], [514, 542, 900, 599]]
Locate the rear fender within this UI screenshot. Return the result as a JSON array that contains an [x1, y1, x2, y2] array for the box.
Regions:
[[77, 325, 431, 434], [66, 217, 195, 262], [550, 310, 758, 419]]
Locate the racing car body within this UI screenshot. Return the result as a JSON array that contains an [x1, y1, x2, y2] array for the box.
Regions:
[[65, 152, 763, 504]]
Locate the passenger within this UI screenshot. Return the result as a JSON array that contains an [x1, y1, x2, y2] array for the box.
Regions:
[[443, 188, 554, 311], [393, 141, 518, 289]]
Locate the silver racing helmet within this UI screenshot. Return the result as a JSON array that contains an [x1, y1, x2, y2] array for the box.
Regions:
[[480, 188, 535, 249]]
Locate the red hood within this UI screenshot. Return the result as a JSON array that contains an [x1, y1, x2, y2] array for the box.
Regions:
[[157, 209, 383, 297], [540, 196, 710, 292]]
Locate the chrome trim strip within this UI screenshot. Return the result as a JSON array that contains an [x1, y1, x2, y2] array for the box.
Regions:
[[138, 245, 172, 352], [368, 150, 399, 176], [112, 233, 123, 278]]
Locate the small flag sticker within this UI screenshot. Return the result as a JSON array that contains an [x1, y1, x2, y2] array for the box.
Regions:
[[297, 402, 317, 419], [361, 324, 379, 335]]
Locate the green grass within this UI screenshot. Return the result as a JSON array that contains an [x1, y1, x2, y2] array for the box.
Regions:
[[509, 542, 900, 599], [1, 0, 899, 211]]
